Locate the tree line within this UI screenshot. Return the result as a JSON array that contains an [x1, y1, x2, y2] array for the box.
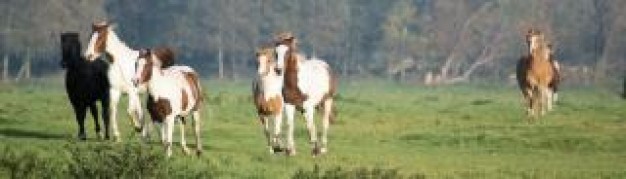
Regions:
[[1, 0, 624, 85]]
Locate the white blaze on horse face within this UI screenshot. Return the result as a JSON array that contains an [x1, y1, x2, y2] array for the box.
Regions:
[[257, 55, 269, 75], [134, 57, 147, 84], [84, 32, 100, 61], [275, 44, 289, 71]]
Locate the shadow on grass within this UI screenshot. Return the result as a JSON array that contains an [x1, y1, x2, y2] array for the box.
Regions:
[[0, 128, 66, 140]]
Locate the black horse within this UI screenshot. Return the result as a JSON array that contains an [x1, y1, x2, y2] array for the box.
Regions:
[[61, 32, 110, 140]]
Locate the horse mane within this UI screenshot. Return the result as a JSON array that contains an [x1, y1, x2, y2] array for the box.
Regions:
[[256, 45, 275, 59], [152, 47, 176, 68]]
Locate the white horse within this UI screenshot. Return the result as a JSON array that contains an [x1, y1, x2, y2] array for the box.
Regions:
[[252, 47, 285, 154], [134, 49, 203, 157], [274, 33, 337, 156], [84, 21, 144, 141]]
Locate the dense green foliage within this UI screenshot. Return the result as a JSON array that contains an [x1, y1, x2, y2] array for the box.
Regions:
[[0, 79, 624, 178]]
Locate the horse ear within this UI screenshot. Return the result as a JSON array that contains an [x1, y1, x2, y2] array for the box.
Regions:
[[138, 49, 150, 58]]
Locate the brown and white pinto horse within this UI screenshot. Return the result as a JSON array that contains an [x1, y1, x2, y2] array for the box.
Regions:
[[253, 47, 285, 154], [518, 29, 554, 118], [134, 49, 203, 157], [274, 32, 337, 156], [84, 21, 144, 141]]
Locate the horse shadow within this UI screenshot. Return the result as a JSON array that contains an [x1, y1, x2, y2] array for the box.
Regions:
[[0, 128, 67, 140]]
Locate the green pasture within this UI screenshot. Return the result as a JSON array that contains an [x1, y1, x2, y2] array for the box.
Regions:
[[0, 78, 624, 178]]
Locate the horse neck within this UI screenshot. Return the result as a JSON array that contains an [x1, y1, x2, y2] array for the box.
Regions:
[[530, 46, 550, 64], [258, 66, 281, 94], [283, 49, 299, 88], [146, 65, 166, 92], [106, 31, 138, 64]]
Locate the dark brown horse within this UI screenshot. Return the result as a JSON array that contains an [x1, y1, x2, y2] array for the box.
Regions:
[[61, 32, 110, 140]]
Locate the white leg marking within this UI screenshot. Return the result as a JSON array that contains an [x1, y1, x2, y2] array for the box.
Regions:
[[179, 118, 190, 155], [284, 104, 296, 156], [109, 89, 122, 141], [127, 91, 142, 131], [192, 111, 202, 155], [165, 115, 175, 157], [320, 99, 333, 154]]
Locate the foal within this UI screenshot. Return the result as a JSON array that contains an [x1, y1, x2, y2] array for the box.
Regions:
[[134, 49, 203, 157], [252, 47, 284, 154]]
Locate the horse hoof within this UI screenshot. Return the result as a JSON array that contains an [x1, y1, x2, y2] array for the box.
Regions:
[[319, 147, 328, 154], [77, 133, 87, 140], [196, 150, 203, 156], [312, 147, 322, 156], [134, 127, 143, 133], [272, 146, 284, 154], [182, 147, 191, 155], [285, 148, 296, 156]]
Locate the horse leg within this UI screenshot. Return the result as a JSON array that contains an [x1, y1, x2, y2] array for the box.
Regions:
[[303, 104, 319, 156], [259, 115, 273, 153], [532, 86, 542, 118], [109, 89, 122, 141], [141, 118, 152, 141], [541, 87, 551, 115], [272, 111, 284, 153], [89, 103, 102, 139], [284, 104, 297, 156], [192, 110, 202, 156], [101, 98, 110, 140], [127, 91, 143, 132], [74, 104, 87, 140], [178, 117, 190, 155], [320, 99, 333, 155], [548, 88, 558, 111], [524, 87, 534, 122], [164, 115, 175, 157]]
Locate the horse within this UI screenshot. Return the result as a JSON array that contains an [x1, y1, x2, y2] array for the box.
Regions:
[[83, 21, 144, 141], [61, 32, 110, 140], [517, 43, 561, 111], [252, 46, 285, 154], [274, 32, 337, 156], [519, 29, 554, 119], [133, 48, 203, 157]]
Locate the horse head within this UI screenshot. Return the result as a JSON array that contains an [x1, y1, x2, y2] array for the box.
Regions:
[[274, 32, 297, 73], [256, 46, 278, 76], [60, 32, 82, 68], [526, 28, 550, 56], [133, 49, 154, 86], [84, 21, 113, 61]]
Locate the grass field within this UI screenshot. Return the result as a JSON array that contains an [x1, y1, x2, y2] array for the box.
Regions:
[[0, 78, 625, 178]]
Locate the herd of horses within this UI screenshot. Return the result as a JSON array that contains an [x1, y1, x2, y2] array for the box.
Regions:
[[61, 21, 560, 157]]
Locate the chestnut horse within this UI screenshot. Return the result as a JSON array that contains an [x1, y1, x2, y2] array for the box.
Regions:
[[519, 29, 554, 119], [274, 32, 337, 156]]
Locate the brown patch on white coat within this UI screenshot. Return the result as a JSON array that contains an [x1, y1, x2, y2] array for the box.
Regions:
[[274, 32, 338, 156], [135, 49, 203, 157]]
